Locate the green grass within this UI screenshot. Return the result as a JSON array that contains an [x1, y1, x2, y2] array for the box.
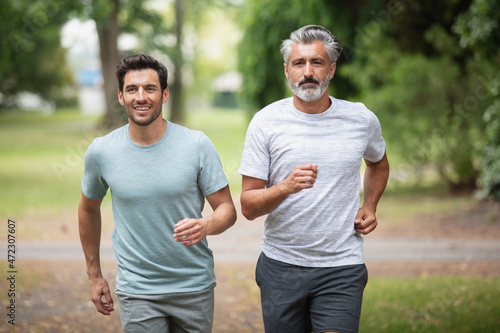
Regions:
[[376, 190, 476, 227], [361, 276, 500, 332], [0, 110, 100, 218]]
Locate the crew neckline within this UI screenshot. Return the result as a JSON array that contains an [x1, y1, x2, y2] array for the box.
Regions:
[[290, 96, 336, 120], [126, 119, 170, 149]]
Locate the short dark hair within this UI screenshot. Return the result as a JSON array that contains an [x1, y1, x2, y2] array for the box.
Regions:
[[115, 54, 168, 92]]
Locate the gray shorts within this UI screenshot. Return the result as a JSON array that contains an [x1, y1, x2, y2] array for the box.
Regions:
[[116, 284, 215, 333], [256, 253, 368, 333]]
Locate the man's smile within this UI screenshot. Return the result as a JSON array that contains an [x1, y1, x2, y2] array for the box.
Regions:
[[133, 105, 152, 112]]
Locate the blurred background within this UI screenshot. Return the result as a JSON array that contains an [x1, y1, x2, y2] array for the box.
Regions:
[[1, 0, 499, 332]]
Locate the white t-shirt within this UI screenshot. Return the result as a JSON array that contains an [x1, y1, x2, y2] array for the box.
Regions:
[[239, 96, 386, 267]]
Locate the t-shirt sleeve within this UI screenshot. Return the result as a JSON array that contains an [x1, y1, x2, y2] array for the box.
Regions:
[[197, 133, 229, 196], [363, 112, 386, 163], [81, 140, 109, 199], [238, 116, 270, 181]]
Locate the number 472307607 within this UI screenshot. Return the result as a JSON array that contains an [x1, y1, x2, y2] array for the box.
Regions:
[[7, 219, 16, 270]]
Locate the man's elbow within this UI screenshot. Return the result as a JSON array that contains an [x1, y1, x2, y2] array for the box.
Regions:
[[241, 203, 258, 221], [220, 202, 237, 230], [228, 206, 237, 226]]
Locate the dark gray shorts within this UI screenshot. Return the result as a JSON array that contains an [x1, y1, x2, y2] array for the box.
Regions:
[[116, 284, 215, 333], [256, 253, 368, 333]]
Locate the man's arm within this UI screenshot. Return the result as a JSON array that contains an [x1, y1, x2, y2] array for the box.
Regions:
[[173, 185, 237, 246], [78, 193, 114, 315], [240, 164, 318, 221], [355, 152, 390, 235]]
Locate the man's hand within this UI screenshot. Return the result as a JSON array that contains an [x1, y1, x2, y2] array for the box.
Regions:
[[89, 276, 114, 315], [356, 153, 389, 235], [173, 218, 211, 246], [280, 164, 318, 194], [174, 186, 236, 246], [354, 206, 378, 235], [240, 164, 319, 220]]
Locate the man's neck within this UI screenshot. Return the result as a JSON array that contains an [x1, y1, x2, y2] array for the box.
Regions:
[[128, 118, 167, 146], [292, 93, 332, 115]]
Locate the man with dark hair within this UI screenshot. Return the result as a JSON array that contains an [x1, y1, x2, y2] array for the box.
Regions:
[[239, 25, 389, 333], [79, 53, 236, 332]]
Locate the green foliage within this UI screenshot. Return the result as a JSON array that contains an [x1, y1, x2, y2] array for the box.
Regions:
[[114, 0, 170, 53], [362, 276, 500, 332], [454, 0, 500, 201], [0, 0, 79, 108], [453, 0, 500, 57], [342, 29, 488, 189], [477, 93, 500, 200], [340, 0, 500, 191]]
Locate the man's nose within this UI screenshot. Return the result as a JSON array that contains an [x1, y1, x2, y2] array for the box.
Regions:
[[304, 62, 313, 77], [137, 88, 147, 101]]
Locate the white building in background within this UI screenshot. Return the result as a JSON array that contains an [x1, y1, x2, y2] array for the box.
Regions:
[[76, 63, 106, 115], [14, 92, 55, 114], [212, 71, 242, 108], [62, 18, 106, 115]]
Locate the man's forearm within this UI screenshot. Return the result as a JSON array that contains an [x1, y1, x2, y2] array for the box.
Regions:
[[240, 183, 289, 220], [78, 198, 104, 279], [206, 200, 237, 235], [362, 153, 389, 211], [241, 165, 318, 220]]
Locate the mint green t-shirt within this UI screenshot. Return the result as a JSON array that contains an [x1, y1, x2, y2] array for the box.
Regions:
[[82, 120, 228, 294]]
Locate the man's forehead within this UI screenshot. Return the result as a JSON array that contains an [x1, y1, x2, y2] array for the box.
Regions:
[[124, 68, 160, 85], [290, 41, 328, 58]]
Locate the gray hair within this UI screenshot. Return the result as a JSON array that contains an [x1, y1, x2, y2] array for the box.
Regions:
[[280, 25, 343, 65]]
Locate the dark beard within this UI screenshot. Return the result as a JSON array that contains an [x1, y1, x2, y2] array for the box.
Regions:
[[127, 106, 163, 127]]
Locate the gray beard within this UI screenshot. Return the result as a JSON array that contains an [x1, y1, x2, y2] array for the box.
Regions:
[[287, 72, 330, 102]]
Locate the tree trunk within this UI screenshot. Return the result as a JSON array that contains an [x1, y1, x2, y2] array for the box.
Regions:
[[170, 0, 185, 124], [95, 0, 123, 129]]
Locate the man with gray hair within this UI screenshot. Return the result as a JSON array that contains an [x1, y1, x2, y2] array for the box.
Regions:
[[239, 25, 389, 333]]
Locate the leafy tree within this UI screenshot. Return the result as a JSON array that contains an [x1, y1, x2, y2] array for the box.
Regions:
[[342, 30, 484, 190], [341, 0, 500, 191], [454, 0, 500, 200], [1, 0, 78, 109]]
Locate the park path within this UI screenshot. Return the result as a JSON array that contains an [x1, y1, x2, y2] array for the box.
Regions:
[[9, 218, 500, 263], [4, 196, 500, 264]]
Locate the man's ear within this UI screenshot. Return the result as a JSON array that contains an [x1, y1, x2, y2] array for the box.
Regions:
[[162, 87, 169, 103], [284, 63, 289, 80], [330, 62, 337, 80], [117, 89, 125, 106]]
